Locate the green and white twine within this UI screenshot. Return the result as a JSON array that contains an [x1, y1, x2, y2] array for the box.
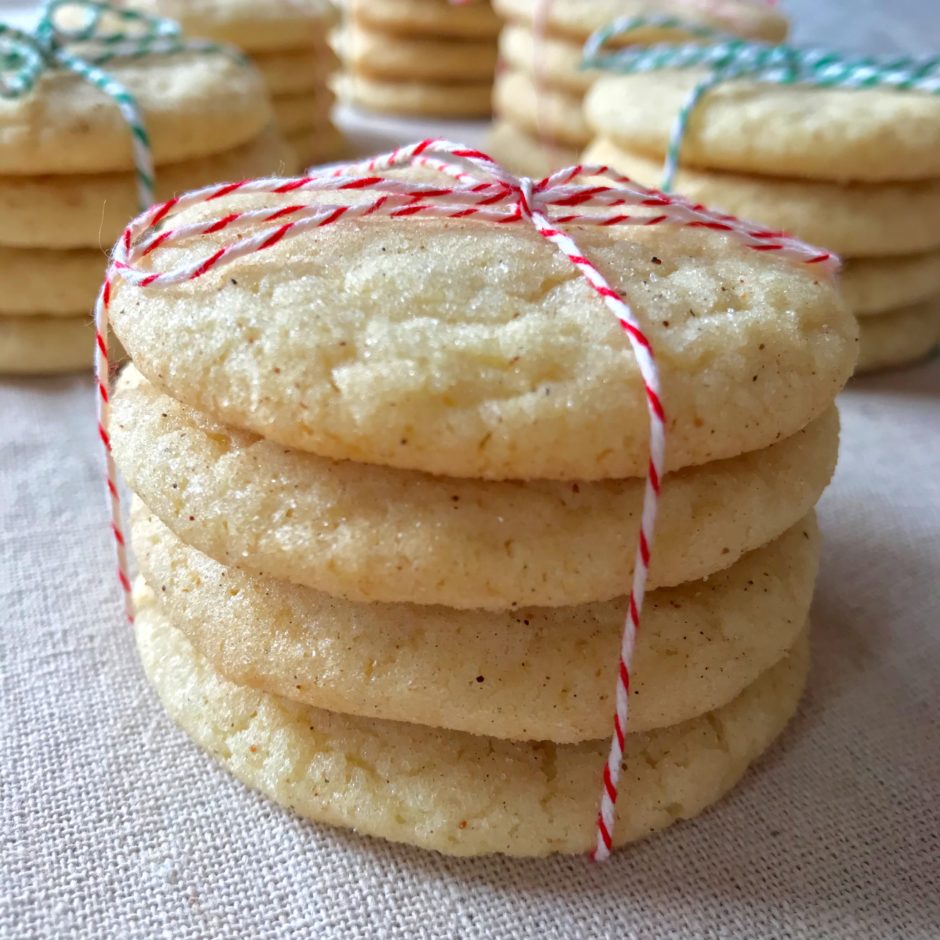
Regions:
[[582, 15, 940, 192], [0, 0, 233, 209]]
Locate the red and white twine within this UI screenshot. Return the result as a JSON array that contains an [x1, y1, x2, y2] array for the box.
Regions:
[[96, 138, 836, 860]]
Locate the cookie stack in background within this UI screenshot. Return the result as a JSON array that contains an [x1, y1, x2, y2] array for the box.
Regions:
[[0, 35, 278, 376], [584, 62, 940, 373], [106, 163, 858, 856], [488, 0, 788, 178], [339, 0, 501, 118], [121, 0, 342, 169]]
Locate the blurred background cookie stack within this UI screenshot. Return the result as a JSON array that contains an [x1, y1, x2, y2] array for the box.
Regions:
[[0, 11, 278, 376], [106, 162, 858, 855], [122, 0, 343, 169], [583, 36, 940, 373], [339, 0, 501, 118], [488, 0, 788, 178]]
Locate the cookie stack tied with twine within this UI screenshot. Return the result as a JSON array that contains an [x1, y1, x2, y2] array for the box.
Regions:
[[0, 0, 280, 376], [583, 22, 940, 373], [339, 0, 501, 118], [120, 0, 342, 170], [488, 0, 787, 179], [101, 140, 857, 858]]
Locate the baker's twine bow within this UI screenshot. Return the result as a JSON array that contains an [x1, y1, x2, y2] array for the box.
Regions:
[[583, 16, 940, 191], [0, 0, 227, 208], [95, 138, 836, 861]]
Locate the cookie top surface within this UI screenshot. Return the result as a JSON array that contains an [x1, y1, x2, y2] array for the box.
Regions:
[[121, 0, 337, 51], [493, 0, 788, 42], [0, 50, 271, 175], [113, 368, 839, 608], [586, 71, 940, 183], [133, 502, 817, 742], [111, 188, 856, 481]]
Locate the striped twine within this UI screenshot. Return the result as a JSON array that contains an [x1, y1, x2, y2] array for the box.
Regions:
[[583, 17, 940, 191], [1, 1, 234, 208], [96, 138, 837, 858]]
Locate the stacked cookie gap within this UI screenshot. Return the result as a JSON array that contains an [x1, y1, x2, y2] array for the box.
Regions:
[[123, 0, 342, 170], [340, 0, 500, 118], [109, 187, 856, 856], [488, 0, 788, 178], [0, 44, 279, 375], [584, 69, 940, 373]]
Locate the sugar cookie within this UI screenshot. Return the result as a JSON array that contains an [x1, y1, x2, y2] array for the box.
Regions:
[[351, 0, 501, 40], [494, 69, 590, 147], [498, 23, 595, 94], [493, 0, 787, 43], [111, 369, 839, 609], [585, 71, 940, 183], [0, 127, 293, 250], [254, 45, 340, 95], [136, 583, 809, 857], [133, 504, 818, 742], [842, 253, 940, 317], [0, 315, 90, 374], [583, 139, 940, 258], [0, 51, 271, 175], [120, 0, 338, 53], [343, 24, 497, 82], [0, 247, 105, 317], [342, 74, 493, 118], [856, 298, 940, 374], [110, 195, 856, 481]]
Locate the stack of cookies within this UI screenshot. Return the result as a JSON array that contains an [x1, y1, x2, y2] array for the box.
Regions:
[[488, 0, 788, 178], [0, 41, 278, 375], [123, 0, 342, 169], [109, 167, 857, 855], [340, 0, 500, 118], [584, 68, 940, 373]]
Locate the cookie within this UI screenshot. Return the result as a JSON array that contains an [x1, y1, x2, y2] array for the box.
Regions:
[[486, 119, 579, 179], [342, 74, 493, 117], [286, 124, 346, 171], [0, 316, 91, 375], [136, 582, 809, 856], [272, 88, 335, 135], [492, 0, 788, 44], [498, 23, 596, 95], [842, 252, 940, 317], [0, 51, 271, 176], [0, 127, 293, 251], [494, 69, 591, 147], [254, 45, 340, 96], [342, 23, 498, 82], [110, 190, 856, 481], [583, 139, 940, 258], [120, 0, 338, 53], [0, 247, 106, 317], [585, 72, 940, 183], [133, 502, 818, 742], [350, 0, 501, 40], [856, 298, 940, 374], [111, 369, 839, 609]]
